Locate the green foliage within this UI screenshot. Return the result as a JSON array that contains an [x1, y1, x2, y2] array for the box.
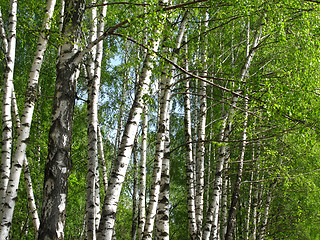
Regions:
[[3, 0, 320, 239]]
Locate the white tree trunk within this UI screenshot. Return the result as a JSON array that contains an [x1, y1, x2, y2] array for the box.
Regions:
[[0, 0, 17, 208], [85, 4, 98, 239], [0, 1, 57, 238], [225, 95, 248, 240], [12, 90, 40, 235], [98, 125, 109, 194], [23, 158, 40, 235], [142, 59, 169, 240], [94, 4, 107, 229], [257, 185, 274, 240], [131, 140, 139, 240], [97, 7, 165, 237], [138, 106, 148, 240], [145, 10, 187, 240], [195, 12, 209, 238], [183, 33, 197, 239], [220, 161, 229, 240], [203, 19, 263, 240]]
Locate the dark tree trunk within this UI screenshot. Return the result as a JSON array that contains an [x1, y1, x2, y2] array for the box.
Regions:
[[38, 0, 85, 239]]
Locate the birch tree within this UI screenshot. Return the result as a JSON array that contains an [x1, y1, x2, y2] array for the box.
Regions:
[[0, 0, 17, 208], [38, 0, 85, 238], [156, 11, 188, 240], [183, 34, 197, 239], [202, 16, 263, 240], [195, 12, 208, 238], [0, 0, 56, 238], [138, 106, 148, 240], [97, 2, 168, 238]]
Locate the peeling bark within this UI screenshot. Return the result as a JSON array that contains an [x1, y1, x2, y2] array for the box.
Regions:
[[38, 1, 85, 239]]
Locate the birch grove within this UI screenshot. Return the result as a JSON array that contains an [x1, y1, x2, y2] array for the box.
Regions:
[[0, 1, 320, 239]]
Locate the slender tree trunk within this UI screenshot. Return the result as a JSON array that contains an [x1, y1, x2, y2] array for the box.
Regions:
[[94, 4, 107, 230], [85, 4, 98, 239], [156, 14, 188, 240], [142, 50, 170, 240], [225, 96, 248, 240], [38, 1, 85, 239], [0, 1, 57, 238], [195, 12, 209, 239], [132, 140, 139, 240], [203, 19, 263, 240], [97, 3, 166, 237], [183, 33, 197, 239], [138, 106, 148, 240], [23, 158, 40, 235], [0, 0, 17, 209], [251, 180, 259, 240], [220, 161, 229, 240], [202, 117, 228, 240], [12, 90, 40, 235], [257, 182, 275, 240], [98, 125, 109, 194], [138, 5, 148, 239], [244, 152, 255, 240]]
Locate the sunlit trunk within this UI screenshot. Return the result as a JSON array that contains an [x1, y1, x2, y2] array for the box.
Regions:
[[97, 3, 166, 237], [0, 0, 56, 238], [38, 1, 85, 239]]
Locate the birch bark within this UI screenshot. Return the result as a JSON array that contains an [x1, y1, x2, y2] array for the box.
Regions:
[[12, 90, 40, 235], [0, 1, 57, 238], [145, 10, 187, 240], [0, 0, 17, 208], [98, 125, 109, 194], [138, 106, 148, 240], [258, 183, 275, 240], [220, 161, 229, 240], [225, 19, 251, 240], [155, 63, 171, 240], [97, 3, 167, 238], [94, 4, 107, 229], [202, 19, 263, 240], [142, 56, 169, 240], [183, 34, 198, 239], [131, 140, 139, 240], [225, 96, 248, 240], [244, 147, 255, 240], [85, 4, 98, 239], [195, 12, 209, 239], [38, 0, 85, 239]]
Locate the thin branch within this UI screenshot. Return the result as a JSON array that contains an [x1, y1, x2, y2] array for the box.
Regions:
[[110, 32, 250, 101]]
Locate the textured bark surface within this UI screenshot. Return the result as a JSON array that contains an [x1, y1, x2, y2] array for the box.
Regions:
[[195, 12, 208, 240], [97, 23, 162, 239], [12, 91, 40, 234], [85, 5, 98, 239], [225, 96, 248, 240], [142, 65, 169, 240], [0, 0, 56, 238], [131, 141, 139, 240], [0, 0, 17, 210], [183, 33, 197, 239], [98, 125, 109, 194], [203, 20, 263, 240], [138, 107, 148, 240], [38, 1, 85, 239]]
